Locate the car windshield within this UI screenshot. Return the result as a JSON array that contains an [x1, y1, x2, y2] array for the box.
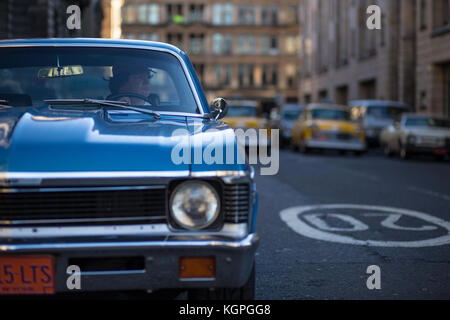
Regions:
[[366, 106, 406, 119], [282, 110, 301, 121], [0, 47, 199, 113], [405, 117, 450, 128], [311, 109, 350, 121], [227, 106, 258, 117]]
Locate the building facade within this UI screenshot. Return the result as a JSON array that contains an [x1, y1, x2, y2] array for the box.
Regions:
[[120, 0, 300, 108], [298, 0, 450, 118], [416, 0, 450, 118], [0, 0, 104, 39]]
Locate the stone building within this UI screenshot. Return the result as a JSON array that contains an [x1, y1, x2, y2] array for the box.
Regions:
[[298, 0, 450, 118], [416, 0, 450, 118], [120, 0, 300, 109]]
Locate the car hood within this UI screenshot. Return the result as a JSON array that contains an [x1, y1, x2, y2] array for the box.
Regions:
[[406, 127, 450, 138], [313, 120, 358, 133], [0, 106, 194, 173]]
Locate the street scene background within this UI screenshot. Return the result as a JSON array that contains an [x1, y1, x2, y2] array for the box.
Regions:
[[1, 0, 449, 299]]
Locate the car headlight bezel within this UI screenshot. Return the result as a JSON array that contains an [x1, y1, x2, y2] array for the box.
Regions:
[[169, 180, 221, 231]]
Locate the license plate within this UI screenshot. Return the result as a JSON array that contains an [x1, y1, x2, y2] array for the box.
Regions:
[[0, 255, 55, 295]]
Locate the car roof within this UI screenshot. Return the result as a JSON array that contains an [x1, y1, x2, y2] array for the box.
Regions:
[[348, 100, 408, 108], [0, 38, 183, 54], [281, 104, 304, 111], [306, 103, 349, 110]]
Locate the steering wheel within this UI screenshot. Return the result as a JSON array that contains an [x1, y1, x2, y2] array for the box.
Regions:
[[107, 93, 153, 106]]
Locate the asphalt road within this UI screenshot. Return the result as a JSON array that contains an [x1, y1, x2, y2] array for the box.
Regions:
[[254, 148, 450, 299]]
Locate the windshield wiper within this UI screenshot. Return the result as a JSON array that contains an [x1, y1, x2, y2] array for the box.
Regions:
[[44, 99, 161, 119]]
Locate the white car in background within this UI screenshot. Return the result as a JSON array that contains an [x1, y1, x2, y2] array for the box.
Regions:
[[380, 114, 450, 160]]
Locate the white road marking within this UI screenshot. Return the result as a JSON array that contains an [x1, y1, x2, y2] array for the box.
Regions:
[[303, 213, 369, 232], [280, 204, 450, 247]]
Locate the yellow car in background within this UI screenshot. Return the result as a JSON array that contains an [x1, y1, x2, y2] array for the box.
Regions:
[[224, 100, 263, 129], [291, 103, 366, 155], [223, 100, 270, 147]]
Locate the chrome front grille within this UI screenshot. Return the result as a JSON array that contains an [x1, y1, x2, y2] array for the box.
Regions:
[[223, 184, 251, 223], [0, 186, 167, 226]]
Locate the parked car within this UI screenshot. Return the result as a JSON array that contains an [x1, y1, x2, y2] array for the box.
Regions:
[[0, 38, 259, 299], [349, 100, 410, 147], [291, 103, 366, 155], [223, 99, 270, 147], [278, 104, 304, 148], [380, 114, 450, 160]]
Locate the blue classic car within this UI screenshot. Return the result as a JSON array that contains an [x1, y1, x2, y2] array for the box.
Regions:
[[0, 39, 258, 299]]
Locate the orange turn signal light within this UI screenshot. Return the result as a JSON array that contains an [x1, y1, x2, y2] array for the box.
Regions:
[[179, 257, 216, 279]]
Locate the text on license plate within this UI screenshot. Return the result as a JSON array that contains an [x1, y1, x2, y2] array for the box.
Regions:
[[0, 255, 55, 295]]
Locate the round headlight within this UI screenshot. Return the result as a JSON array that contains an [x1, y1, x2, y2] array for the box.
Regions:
[[169, 181, 220, 230]]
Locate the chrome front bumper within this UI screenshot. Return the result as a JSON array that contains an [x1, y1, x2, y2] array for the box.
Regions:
[[306, 139, 366, 151], [0, 233, 259, 293]]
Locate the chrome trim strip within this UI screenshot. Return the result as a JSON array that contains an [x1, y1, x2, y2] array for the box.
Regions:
[[0, 223, 249, 239], [0, 42, 207, 116], [0, 171, 190, 186], [81, 270, 146, 276], [0, 171, 249, 186], [0, 216, 165, 226], [0, 185, 164, 193], [190, 171, 249, 178], [0, 233, 259, 252]]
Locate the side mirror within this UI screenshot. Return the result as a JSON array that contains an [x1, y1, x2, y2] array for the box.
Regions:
[[209, 97, 228, 120]]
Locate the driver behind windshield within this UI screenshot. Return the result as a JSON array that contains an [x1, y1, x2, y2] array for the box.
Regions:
[[108, 62, 152, 106]]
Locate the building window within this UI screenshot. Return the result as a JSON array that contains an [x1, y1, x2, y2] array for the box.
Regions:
[[319, 89, 328, 102], [262, 65, 278, 86], [335, 86, 349, 105], [285, 35, 299, 54], [189, 4, 204, 23], [262, 5, 278, 26], [238, 5, 255, 25], [261, 36, 269, 54], [286, 5, 298, 24], [167, 4, 184, 24], [194, 64, 205, 85], [167, 33, 184, 50], [122, 5, 137, 24], [270, 35, 278, 55], [420, 0, 427, 30], [213, 34, 232, 55], [433, 0, 450, 30], [147, 4, 159, 25], [238, 35, 255, 55], [238, 65, 245, 86], [238, 65, 255, 87], [189, 34, 204, 54], [304, 94, 312, 104], [359, 79, 377, 99], [213, 3, 234, 25], [286, 64, 297, 88]]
